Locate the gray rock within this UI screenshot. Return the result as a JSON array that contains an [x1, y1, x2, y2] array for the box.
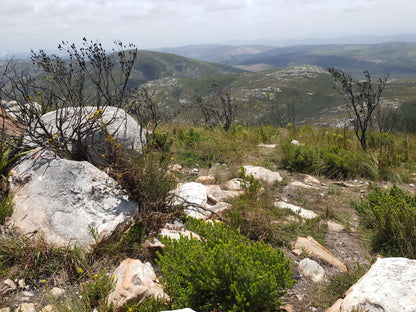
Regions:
[[34, 106, 145, 166], [172, 182, 209, 219], [332, 257, 416, 312], [243, 165, 282, 184], [50, 287, 65, 299], [8, 148, 138, 247], [299, 258, 325, 283]]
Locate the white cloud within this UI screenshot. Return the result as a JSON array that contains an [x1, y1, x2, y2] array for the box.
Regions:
[[0, 0, 415, 55]]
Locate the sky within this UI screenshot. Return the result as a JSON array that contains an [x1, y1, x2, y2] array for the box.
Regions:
[[1, 0, 415, 56]]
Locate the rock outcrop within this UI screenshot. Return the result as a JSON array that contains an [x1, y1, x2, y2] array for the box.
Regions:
[[8, 148, 138, 247], [328, 257, 416, 312], [35, 106, 146, 166]]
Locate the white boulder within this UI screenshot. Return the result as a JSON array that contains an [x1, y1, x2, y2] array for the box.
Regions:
[[8, 148, 138, 247], [243, 165, 282, 184], [34, 106, 146, 166], [333, 257, 416, 312]]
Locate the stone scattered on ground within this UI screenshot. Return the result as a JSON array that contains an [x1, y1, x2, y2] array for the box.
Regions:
[[108, 258, 167, 311], [303, 174, 321, 185], [172, 182, 233, 219], [243, 165, 282, 184], [0, 279, 16, 295], [172, 182, 209, 219], [159, 228, 200, 241], [0, 307, 11, 312], [14, 303, 35, 312], [258, 143, 276, 148], [196, 175, 215, 185], [224, 178, 245, 191], [50, 287, 65, 299], [8, 148, 138, 247], [205, 185, 242, 202], [274, 201, 318, 219], [327, 257, 416, 312], [298, 258, 325, 283], [169, 164, 182, 172], [40, 305, 55, 312], [160, 309, 196, 312], [17, 280, 27, 290], [292, 236, 348, 272], [325, 220, 345, 232], [287, 181, 320, 190], [291, 139, 300, 145]]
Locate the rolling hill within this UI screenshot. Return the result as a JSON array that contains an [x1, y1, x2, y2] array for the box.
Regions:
[[156, 42, 416, 79]]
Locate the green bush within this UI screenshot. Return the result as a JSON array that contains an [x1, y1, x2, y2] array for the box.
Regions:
[[156, 219, 294, 312], [355, 185, 416, 257], [0, 195, 13, 224], [281, 143, 378, 179]]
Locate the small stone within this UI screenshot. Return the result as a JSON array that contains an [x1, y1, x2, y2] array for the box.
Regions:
[[0, 279, 16, 295], [291, 139, 300, 145], [50, 287, 65, 299], [196, 175, 215, 185], [19, 291, 34, 302], [299, 258, 325, 283], [169, 164, 182, 172], [0, 308, 11, 312], [224, 178, 245, 191], [18, 279, 26, 289], [40, 305, 55, 312], [410, 183, 415, 188], [14, 303, 35, 312]]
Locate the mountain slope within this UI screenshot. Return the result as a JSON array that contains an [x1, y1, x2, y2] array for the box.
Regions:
[[154, 42, 416, 79]]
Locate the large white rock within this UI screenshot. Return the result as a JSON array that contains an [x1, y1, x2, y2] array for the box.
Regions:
[[331, 257, 416, 312], [243, 165, 282, 184], [8, 148, 138, 247], [299, 258, 325, 283], [108, 258, 166, 311], [34, 106, 145, 166]]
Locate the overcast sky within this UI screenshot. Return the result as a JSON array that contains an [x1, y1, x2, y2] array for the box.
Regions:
[[1, 0, 415, 55]]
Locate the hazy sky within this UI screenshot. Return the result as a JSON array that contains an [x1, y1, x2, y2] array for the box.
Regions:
[[1, 0, 415, 55]]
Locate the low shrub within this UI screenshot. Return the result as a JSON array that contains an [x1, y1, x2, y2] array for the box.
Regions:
[[156, 219, 294, 312], [281, 143, 378, 180], [355, 185, 416, 258]]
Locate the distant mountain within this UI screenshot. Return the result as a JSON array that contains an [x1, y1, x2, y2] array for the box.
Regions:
[[153, 42, 416, 79], [154, 44, 276, 63]]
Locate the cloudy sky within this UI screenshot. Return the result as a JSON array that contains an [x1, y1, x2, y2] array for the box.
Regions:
[[1, 0, 415, 55]]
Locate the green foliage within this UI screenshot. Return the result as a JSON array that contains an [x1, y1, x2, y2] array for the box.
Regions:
[[125, 297, 170, 312], [81, 269, 115, 311], [281, 143, 379, 179], [355, 185, 416, 258], [156, 219, 294, 312], [316, 263, 368, 308], [177, 128, 202, 148], [0, 194, 13, 224], [0, 229, 86, 280], [47, 271, 115, 312]]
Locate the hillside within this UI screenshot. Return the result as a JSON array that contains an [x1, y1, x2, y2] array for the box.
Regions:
[[145, 65, 350, 126], [155, 42, 416, 79]]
